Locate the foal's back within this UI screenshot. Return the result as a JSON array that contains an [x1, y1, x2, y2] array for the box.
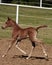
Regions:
[[19, 27, 37, 41]]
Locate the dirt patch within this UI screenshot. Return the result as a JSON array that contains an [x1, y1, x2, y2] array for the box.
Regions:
[[0, 38, 52, 65]]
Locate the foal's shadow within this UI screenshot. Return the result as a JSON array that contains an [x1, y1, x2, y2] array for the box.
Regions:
[[13, 55, 46, 60]]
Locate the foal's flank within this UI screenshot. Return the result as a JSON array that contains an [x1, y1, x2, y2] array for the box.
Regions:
[[1, 17, 48, 60]]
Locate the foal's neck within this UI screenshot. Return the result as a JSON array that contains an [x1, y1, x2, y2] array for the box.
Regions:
[[12, 20, 21, 30]]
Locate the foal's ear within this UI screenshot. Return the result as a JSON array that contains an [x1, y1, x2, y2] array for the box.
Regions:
[[7, 17, 11, 20]]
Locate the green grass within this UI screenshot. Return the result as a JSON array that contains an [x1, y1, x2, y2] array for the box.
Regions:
[[0, 5, 16, 22], [0, 5, 52, 44], [19, 7, 52, 27]]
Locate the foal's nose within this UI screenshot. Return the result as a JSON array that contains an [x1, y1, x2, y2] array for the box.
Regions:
[[1, 26, 5, 29]]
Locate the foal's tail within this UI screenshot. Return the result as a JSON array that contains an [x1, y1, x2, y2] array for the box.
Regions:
[[36, 25, 48, 31]]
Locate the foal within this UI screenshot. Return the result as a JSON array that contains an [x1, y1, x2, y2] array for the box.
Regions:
[[1, 17, 48, 60]]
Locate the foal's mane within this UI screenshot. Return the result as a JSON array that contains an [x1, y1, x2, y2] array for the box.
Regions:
[[10, 18, 21, 29]]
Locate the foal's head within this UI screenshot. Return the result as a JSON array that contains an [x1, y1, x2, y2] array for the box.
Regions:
[[2, 17, 16, 29]]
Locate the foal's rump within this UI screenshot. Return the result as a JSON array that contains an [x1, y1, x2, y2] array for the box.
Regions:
[[26, 25, 47, 42]]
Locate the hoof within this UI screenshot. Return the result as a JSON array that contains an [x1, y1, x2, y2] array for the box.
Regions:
[[26, 57, 29, 59], [26, 56, 30, 59], [2, 54, 6, 58], [45, 55, 49, 61], [2, 55, 5, 58]]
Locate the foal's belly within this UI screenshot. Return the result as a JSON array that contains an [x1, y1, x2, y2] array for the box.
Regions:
[[19, 30, 28, 40]]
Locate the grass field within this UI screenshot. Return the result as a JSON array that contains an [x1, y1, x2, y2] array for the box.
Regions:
[[0, 5, 52, 44]]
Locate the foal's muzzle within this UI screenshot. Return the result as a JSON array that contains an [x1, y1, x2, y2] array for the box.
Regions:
[[1, 26, 6, 29]]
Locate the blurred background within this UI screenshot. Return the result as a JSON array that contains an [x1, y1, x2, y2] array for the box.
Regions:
[[0, 0, 52, 7]]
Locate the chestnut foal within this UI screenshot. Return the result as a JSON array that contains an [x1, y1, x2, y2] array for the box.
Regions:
[[1, 17, 48, 60]]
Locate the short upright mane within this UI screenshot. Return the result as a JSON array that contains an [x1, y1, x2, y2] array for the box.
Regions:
[[12, 19, 21, 29]]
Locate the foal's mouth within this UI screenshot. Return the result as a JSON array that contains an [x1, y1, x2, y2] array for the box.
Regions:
[[1, 26, 6, 29]]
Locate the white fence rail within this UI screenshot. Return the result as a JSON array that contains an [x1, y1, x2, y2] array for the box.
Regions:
[[0, 3, 52, 24]]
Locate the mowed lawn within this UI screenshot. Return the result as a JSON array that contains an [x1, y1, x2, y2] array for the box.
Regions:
[[0, 5, 52, 44]]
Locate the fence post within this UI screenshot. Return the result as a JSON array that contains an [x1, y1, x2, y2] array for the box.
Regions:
[[40, 0, 42, 7], [16, 5, 19, 24], [0, 0, 2, 3]]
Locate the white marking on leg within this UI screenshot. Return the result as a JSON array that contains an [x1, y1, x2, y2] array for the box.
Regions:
[[41, 44, 48, 57], [2, 44, 13, 58], [2, 55, 5, 58], [26, 46, 34, 59], [2, 51, 7, 58], [16, 45, 27, 55], [43, 48, 48, 57]]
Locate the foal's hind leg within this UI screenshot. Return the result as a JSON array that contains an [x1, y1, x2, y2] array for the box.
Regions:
[[35, 38, 48, 60], [26, 41, 35, 59], [26, 37, 48, 60], [40, 42, 48, 60]]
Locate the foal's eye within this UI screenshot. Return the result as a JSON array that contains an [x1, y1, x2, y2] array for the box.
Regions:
[[6, 22, 7, 24]]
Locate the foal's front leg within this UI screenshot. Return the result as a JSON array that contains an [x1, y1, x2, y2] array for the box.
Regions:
[[2, 39, 16, 58], [40, 43, 48, 60], [16, 40, 27, 55]]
